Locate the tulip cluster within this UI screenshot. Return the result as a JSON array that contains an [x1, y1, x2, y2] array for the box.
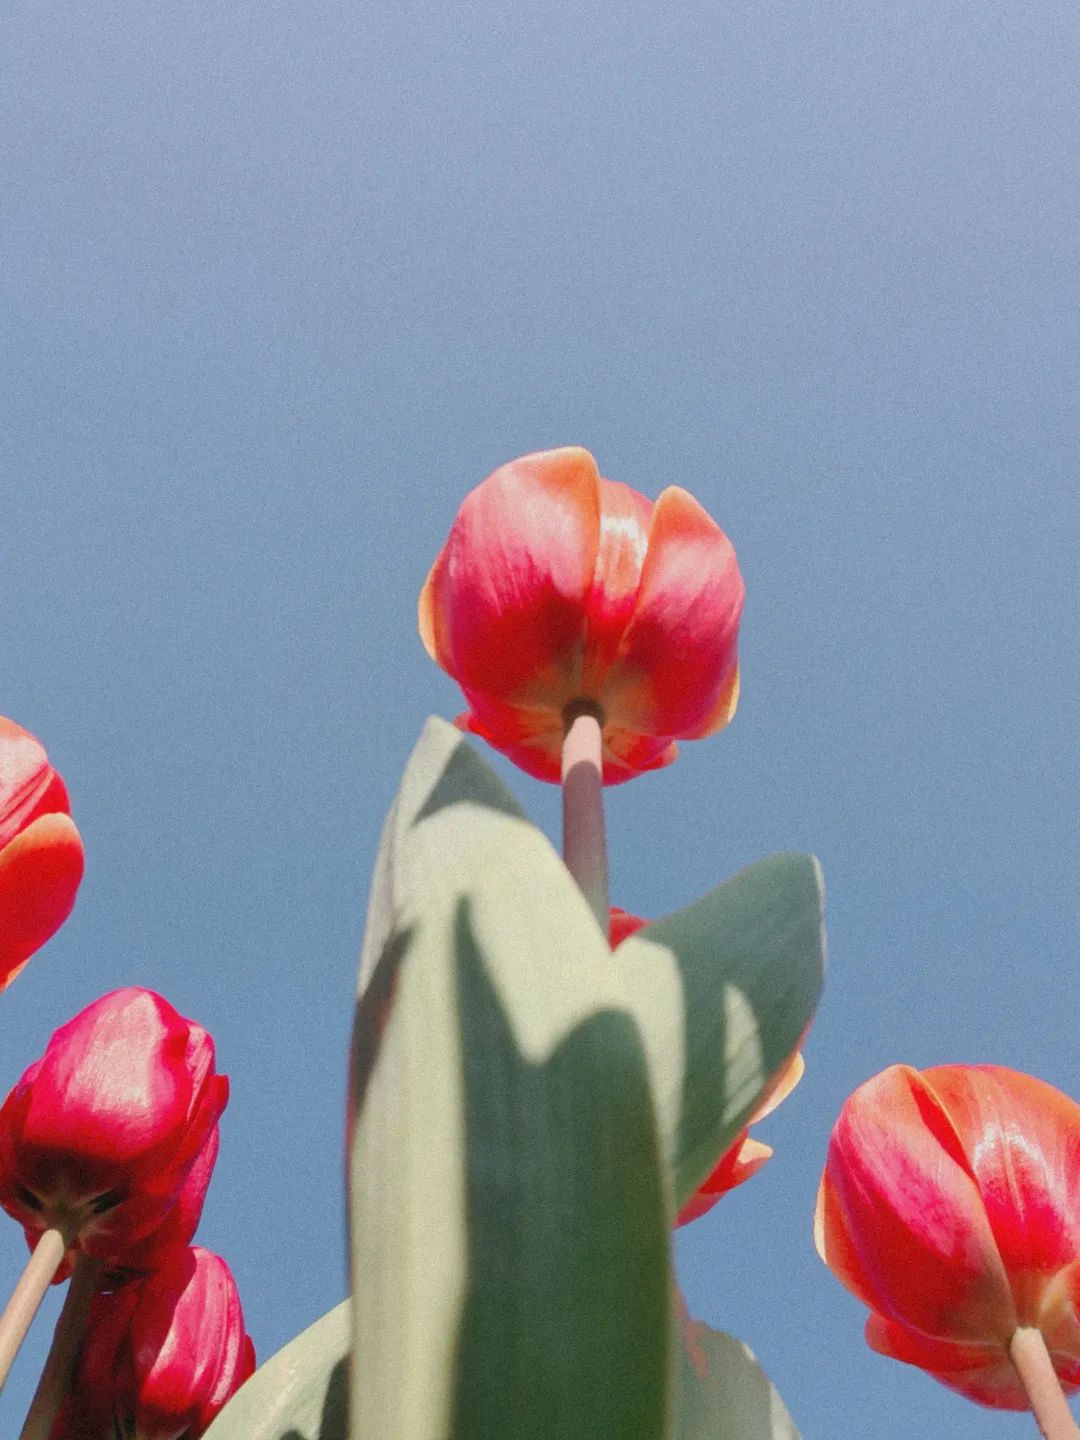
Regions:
[[0, 718, 252, 1438], [0, 986, 253, 1436], [4, 442, 1076, 1440]]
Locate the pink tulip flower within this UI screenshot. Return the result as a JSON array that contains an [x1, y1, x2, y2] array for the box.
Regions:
[[420, 448, 744, 783], [816, 1063, 1080, 1409], [0, 988, 228, 1275]]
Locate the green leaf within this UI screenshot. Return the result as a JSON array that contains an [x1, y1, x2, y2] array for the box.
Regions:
[[201, 1302, 348, 1440], [348, 718, 670, 1440], [674, 1307, 800, 1440], [347, 718, 825, 1437], [616, 854, 825, 1210]]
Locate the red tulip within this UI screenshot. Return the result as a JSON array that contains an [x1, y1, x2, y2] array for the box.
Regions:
[[0, 716, 85, 990], [419, 448, 744, 784], [816, 1064, 1080, 1409], [49, 1246, 255, 1440], [0, 988, 227, 1276], [610, 907, 803, 1224]]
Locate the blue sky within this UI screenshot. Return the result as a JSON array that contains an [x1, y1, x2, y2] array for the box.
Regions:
[[3, 2, 1080, 1435]]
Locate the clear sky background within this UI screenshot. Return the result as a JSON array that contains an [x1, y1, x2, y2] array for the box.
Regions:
[[3, 2, 1080, 1435]]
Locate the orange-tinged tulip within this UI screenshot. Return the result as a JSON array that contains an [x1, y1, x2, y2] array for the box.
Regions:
[[419, 448, 744, 784], [610, 907, 803, 1224], [816, 1064, 1080, 1409], [677, 1050, 804, 1225], [0, 717, 85, 991]]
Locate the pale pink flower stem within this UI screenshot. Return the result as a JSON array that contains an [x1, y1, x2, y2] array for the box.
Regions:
[[19, 1252, 103, 1440], [561, 704, 609, 933], [1009, 1327, 1080, 1440], [0, 1227, 71, 1394]]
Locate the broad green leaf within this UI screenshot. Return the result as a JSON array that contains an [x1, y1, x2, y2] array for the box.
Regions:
[[674, 1307, 800, 1440], [349, 717, 825, 1437], [201, 1302, 348, 1440], [617, 854, 825, 1209], [349, 718, 670, 1440]]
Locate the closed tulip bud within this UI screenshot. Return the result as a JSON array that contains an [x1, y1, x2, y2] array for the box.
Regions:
[[816, 1063, 1080, 1410], [0, 988, 228, 1275], [610, 908, 803, 1225], [420, 448, 744, 784], [0, 716, 85, 991], [49, 1246, 255, 1440]]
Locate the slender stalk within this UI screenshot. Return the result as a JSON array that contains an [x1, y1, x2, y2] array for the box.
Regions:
[[1009, 1327, 1080, 1440], [561, 703, 609, 933], [0, 1228, 71, 1394], [19, 1253, 103, 1440]]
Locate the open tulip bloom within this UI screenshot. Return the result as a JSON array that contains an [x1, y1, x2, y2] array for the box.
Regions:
[[0, 717, 84, 992], [421, 447, 744, 930], [817, 1064, 1080, 1432], [420, 446, 744, 786]]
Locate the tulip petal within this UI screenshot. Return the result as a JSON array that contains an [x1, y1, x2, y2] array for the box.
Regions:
[[0, 812, 85, 990], [676, 1052, 804, 1226], [65, 1247, 254, 1437], [816, 1064, 1016, 1342], [749, 1051, 805, 1125], [600, 724, 679, 784], [865, 1312, 1034, 1410], [0, 718, 72, 849], [113, 1127, 220, 1279], [579, 478, 653, 697], [419, 447, 601, 705], [608, 907, 646, 947], [604, 487, 743, 738], [677, 1135, 774, 1225], [455, 705, 565, 784], [921, 1065, 1080, 1322], [135, 1249, 249, 1433], [701, 663, 741, 738]]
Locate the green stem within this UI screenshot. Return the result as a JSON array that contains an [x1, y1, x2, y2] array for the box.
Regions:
[[1009, 1327, 1080, 1440], [0, 1228, 71, 1395], [561, 703, 609, 933], [19, 1252, 103, 1440]]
